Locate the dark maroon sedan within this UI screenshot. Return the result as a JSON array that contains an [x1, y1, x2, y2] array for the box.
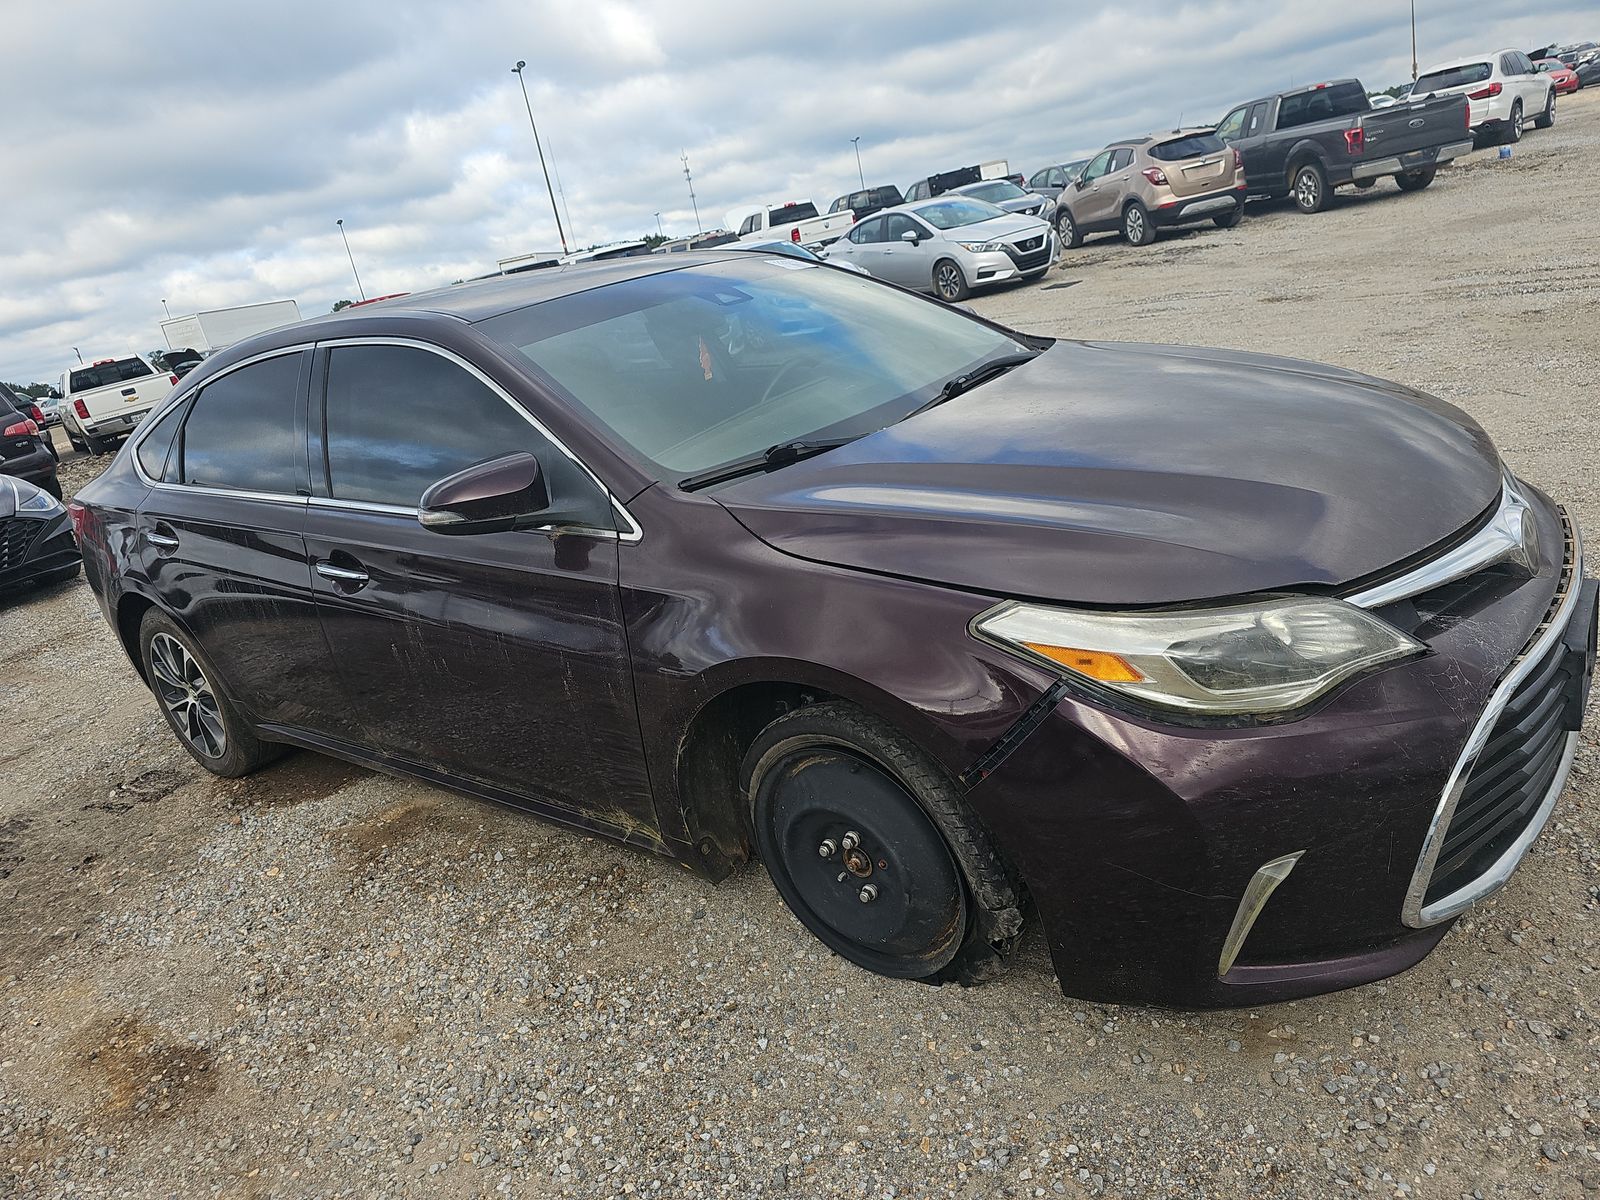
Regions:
[[72, 255, 1596, 1006]]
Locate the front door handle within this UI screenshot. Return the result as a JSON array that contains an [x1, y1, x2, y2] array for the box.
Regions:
[[315, 561, 369, 586], [146, 530, 179, 550]]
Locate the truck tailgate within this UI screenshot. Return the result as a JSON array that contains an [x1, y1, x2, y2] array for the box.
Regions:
[[1362, 95, 1469, 158], [78, 374, 170, 421]]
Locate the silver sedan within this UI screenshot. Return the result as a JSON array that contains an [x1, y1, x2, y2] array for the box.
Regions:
[[827, 198, 1057, 302]]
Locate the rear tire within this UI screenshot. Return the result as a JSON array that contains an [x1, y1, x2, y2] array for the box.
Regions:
[[932, 258, 970, 303], [1534, 90, 1555, 129], [1291, 160, 1329, 213], [1121, 201, 1156, 246], [1353, 178, 1377, 190], [1212, 206, 1244, 229], [1504, 101, 1524, 143], [1395, 166, 1437, 192], [139, 609, 280, 778], [84, 433, 109, 456], [40, 474, 63, 500], [743, 701, 1025, 986]]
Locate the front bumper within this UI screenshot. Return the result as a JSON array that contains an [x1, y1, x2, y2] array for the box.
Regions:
[[965, 491, 1595, 1006], [1151, 187, 1245, 227], [965, 232, 1057, 287], [0, 511, 80, 591]]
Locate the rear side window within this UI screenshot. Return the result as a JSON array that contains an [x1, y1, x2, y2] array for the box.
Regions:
[[1415, 63, 1492, 91], [322, 344, 601, 515], [70, 358, 153, 392], [180, 353, 304, 493], [1149, 134, 1227, 161], [135, 401, 188, 482]]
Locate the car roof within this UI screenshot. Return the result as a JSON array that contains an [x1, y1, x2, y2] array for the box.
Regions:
[[290, 255, 744, 327]]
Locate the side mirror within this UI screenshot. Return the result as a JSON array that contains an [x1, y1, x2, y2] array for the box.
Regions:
[[419, 452, 566, 536], [900, 229, 920, 244]]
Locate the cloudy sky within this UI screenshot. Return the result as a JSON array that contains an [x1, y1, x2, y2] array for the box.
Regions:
[[1, 0, 1585, 384]]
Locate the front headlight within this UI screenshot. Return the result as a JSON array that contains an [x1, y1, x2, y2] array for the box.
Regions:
[[957, 240, 1005, 253], [973, 597, 1424, 717], [18, 489, 62, 514]]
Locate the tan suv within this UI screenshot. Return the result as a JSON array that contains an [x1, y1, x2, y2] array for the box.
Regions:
[[1057, 130, 1246, 249]]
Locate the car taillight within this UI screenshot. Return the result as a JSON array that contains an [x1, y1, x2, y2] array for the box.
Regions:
[[1232, 147, 1243, 171], [28, 405, 44, 423], [1344, 127, 1365, 154], [1467, 82, 1503, 100], [67, 500, 89, 540], [169, 374, 179, 385], [1141, 167, 1169, 186], [3, 419, 39, 438], [74, 398, 90, 419], [790, 227, 802, 243]]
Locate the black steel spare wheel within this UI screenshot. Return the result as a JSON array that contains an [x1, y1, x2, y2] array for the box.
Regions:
[[753, 747, 968, 978]]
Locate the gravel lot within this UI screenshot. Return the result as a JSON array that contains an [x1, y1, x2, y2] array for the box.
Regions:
[[4, 93, 1599, 1199]]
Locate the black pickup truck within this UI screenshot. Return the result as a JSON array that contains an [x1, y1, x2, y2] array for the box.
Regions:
[[1214, 79, 1473, 213]]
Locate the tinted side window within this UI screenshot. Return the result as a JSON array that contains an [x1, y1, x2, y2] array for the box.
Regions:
[[180, 353, 303, 493], [1215, 108, 1247, 141], [884, 214, 919, 240], [1108, 149, 1134, 172], [322, 344, 604, 518], [1245, 102, 1269, 136], [135, 400, 188, 481], [850, 217, 885, 244]]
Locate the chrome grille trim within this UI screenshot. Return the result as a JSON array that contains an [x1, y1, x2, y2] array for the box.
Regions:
[[1401, 507, 1583, 928]]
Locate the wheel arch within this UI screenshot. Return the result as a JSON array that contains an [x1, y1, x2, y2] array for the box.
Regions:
[[1285, 142, 1330, 181], [115, 590, 158, 684]]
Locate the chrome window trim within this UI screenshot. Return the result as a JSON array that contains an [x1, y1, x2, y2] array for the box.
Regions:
[[1346, 478, 1535, 610], [1400, 508, 1584, 928], [128, 344, 316, 495], [315, 337, 642, 543]]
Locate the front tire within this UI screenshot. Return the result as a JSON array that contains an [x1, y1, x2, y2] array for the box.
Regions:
[[743, 702, 1025, 985], [932, 258, 970, 303], [1534, 90, 1555, 129], [1121, 201, 1156, 246], [1057, 208, 1083, 249], [1395, 166, 1436, 192], [1292, 160, 1329, 213], [139, 609, 278, 778]]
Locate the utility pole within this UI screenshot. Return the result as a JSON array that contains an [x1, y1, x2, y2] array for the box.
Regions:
[[512, 61, 570, 255], [851, 136, 865, 189], [160, 299, 171, 319], [681, 152, 703, 234], [1410, 0, 1419, 81], [336, 219, 366, 301]]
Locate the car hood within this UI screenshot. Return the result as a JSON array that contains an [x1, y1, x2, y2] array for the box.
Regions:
[[713, 341, 1503, 606], [940, 212, 1048, 241]]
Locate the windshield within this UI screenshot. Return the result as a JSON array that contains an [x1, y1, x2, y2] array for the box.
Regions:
[[963, 181, 1025, 203], [479, 261, 1030, 476], [916, 198, 1008, 229], [1415, 63, 1492, 91]]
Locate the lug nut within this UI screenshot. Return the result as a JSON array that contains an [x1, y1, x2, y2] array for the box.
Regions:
[[841, 831, 861, 852], [818, 839, 837, 859], [858, 883, 879, 904]]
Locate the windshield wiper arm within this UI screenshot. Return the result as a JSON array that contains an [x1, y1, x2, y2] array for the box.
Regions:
[[678, 436, 858, 492], [907, 350, 1040, 419]]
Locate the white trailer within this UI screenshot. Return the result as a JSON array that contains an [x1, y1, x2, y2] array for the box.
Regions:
[[160, 299, 302, 353]]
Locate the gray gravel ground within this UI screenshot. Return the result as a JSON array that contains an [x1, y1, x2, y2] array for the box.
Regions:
[[3, 93, 1600, 1200]]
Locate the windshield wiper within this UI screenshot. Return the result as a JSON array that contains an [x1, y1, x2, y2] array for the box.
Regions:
[[906, 350, 1040, 419], [678, 436, 858, 492]]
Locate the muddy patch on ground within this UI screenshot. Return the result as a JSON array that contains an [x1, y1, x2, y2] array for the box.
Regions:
[[212, 750, 369, 811], [67, 1013, 220, 1120]]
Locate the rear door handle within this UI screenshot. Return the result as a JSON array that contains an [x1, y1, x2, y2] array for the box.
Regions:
[[145, 530, 179, 550], [315, 561, 369, 586]]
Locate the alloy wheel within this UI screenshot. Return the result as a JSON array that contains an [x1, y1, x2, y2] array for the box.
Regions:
[[1296, 169, 1320, 210], [935, 263, 963, 301], [1508, 102, 1523, 142], [1124, 207, 1146, 243], [149, 632, 226, 759]]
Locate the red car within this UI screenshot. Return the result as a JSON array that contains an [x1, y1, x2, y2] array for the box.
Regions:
[[1536, 59, 1580, 94]]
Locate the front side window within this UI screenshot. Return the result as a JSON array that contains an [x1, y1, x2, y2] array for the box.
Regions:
[[883, 214, 921, 240], [479, 260, 1032, 477], [1215, 108, 1247, 141], [180, 353, 303, 493], [322, 344, 606, 520], [1080, 151, 1114, 183], [136, 400, 188, 482]]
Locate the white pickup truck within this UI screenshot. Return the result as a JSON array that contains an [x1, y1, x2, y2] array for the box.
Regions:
[[59, 354, 176, 455], [734, 201, 855, 249]]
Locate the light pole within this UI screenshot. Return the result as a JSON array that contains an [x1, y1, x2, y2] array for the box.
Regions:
[[1410, 0, 1419, 81], [73, 347, 83, 364], [681, 152, 703, 235], [851, 136, 865, 189], [512, 61, 569, 255], [161, 299, 171, 319], [336, 219, 366, 301], [654, 212, 664, 237]]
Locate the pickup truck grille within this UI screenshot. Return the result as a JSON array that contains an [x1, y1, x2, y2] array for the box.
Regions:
[[0, 517, 41, 571]]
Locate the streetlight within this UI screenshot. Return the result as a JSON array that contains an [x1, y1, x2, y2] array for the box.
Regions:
[[336, 219, 366, 301], [160, 299, 171, 319], [512, 61, 570, 255], [850, 136, 865, 189], [654, 212, 664, 237], [1409, 0, 1419, 82]]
